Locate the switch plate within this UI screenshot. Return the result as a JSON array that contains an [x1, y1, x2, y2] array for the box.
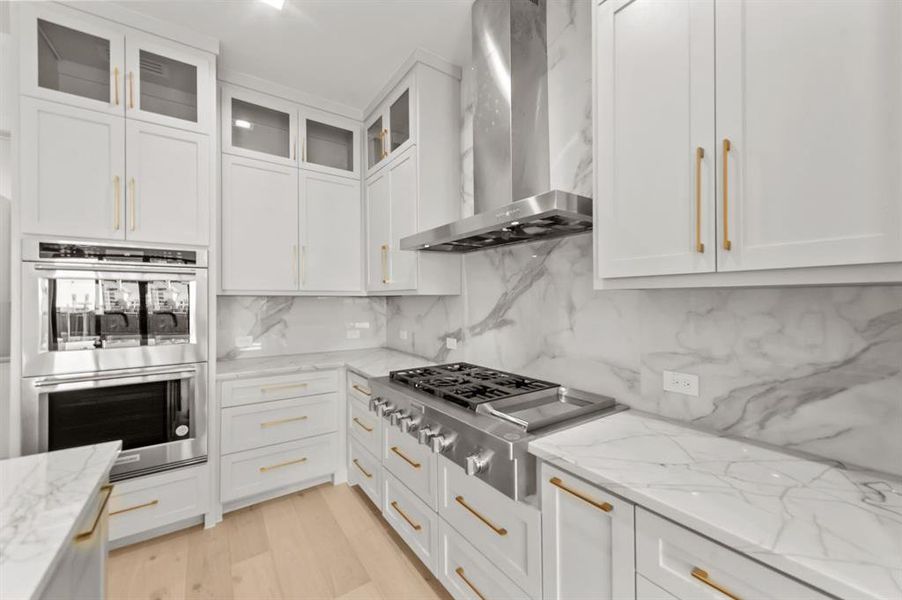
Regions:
[[346, 329, 361, 339], [662, 370, 699, 397], [399, 330, 409, 340], [445, 337, 458, 350]]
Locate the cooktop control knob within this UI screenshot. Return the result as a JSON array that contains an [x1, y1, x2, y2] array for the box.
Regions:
[[465, 452, 490, 476], [430, 434, 451, 454], [379, 403, 397, 418], [368, 397, 386, 413], [389, 410, 409, 426], [399, 415, 418, 433], [417, 427, 438, 445]]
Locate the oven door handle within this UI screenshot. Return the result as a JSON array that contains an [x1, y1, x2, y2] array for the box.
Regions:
[[32, 263, 200, 277], [32, 367, 198, 389]]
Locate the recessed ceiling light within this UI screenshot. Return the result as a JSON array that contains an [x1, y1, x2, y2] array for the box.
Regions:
[[234, 119, 253, 130], [259, 0, 285, 10]]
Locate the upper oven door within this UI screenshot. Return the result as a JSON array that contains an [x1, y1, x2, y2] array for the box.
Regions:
[[22, 261, 208, 376]]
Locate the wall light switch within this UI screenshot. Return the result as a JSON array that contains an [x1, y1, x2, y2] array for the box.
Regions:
[[662, 370, 699, 397], [355, 322, 370, 329], [445, 337, 458, 350], [400, 330, 409, 340], [346, 329, 361, 339], [235, 335, 254, 348]]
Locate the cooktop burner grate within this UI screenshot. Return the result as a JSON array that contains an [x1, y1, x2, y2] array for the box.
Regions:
[[390, 362, 558, 409]]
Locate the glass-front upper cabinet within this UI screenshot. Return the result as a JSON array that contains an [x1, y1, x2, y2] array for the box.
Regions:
[[18, 2, 125, 115], [125, 30, 215, 134], [365, 73, 416, 177], [389, 88, 411, 153], [221, 85, 298, 167], [301, 108, 359, 179]]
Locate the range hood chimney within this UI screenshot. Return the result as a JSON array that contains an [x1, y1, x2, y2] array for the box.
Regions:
[[401, 0, 592, 253]]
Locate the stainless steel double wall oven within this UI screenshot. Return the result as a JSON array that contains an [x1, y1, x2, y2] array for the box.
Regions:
[[21, 239, 209, 480]]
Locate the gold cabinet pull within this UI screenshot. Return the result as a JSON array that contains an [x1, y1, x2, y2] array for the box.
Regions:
[[260, 415, 307, 428], [695, 147, 705, 253], [353, 417, 374, 433], [113, 175, 121, 230], [128, 71, 135, 109], [75, 484, 113, 541], [390, 446, 421, 469], [259, 457, 307, 473], [128, 177, 136, 231], [261, 382, 308, 393], [352, 458, 373, 479], [351, 383, 372, 396], [380, 128, 388, 159], [380, 244, 389, 284], [691, 567, 742, 600], [549, 476, 613, 512], [454, 567, 486, 600], [390, 500, 422, 531], [722, 138, 732, 250], [110, 498, 158, 517], [113, 67, 120, 106], [454, 496, 507, 536]]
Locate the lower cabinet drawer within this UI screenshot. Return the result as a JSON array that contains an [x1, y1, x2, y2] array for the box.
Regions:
[[636, 508, 831, 599], [108, 465, 208, 542], [222, 371, 338, 408], [438, 456, 541, 598], [221, 393, 337, 454], [437, 518, 530, 600], [383, 424, 437, 509], [382, 472, 439, 573], [349, 438, 382, 508], [347, 371, 373, 403], [221, 434, 336, 502], [349, 396, 382, 458]]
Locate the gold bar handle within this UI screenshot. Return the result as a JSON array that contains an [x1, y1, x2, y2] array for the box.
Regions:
[[352, 459, 373, 479], [260, 415, 307, 428], [722, 138, 732, 250], [113, 67, 120, 106], [381, 128, 388, 159], [75, 484, 113, 541], [109, 498, 158, 517], [390, 500, 422, 531], [695, 147, 705, 253], [351, 384, 372, 396], [549, 476, 613, 512], [261, 382, 308, 393], [455, 496, 508, 536], [390, 446, 421, 469], [113, 176, 121, 230], [128, 71, 135, 109], [259, 457, 307, 473], [691, 567, 742, 600], [353, 417, 374, 433], [454, 567, 486, 600], [128, 177, 136, 231], [381, 244, 389, 284]]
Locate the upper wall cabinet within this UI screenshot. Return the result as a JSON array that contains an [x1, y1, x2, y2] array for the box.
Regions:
[[301, 109, 359, 179], [366, 73, 415, 178], [221, 85, 298, 167], [594, 0, 902, 288]]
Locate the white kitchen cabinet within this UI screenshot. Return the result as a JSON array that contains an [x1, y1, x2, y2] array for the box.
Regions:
[[367, 147, 417, 291], [125, 119, 210, 245], [301, 108, 359, 179], [19, 97, 125, 239], [221, 154, 298, 292], [382, 471, 439, 573], [365, 72, 415, 178], [365, 168, 391, 290], [299, 171, 362, 292], [221, 84, 298, 167], [541, 463, 636, 600]]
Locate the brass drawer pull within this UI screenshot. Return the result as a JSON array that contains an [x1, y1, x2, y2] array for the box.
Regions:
[[390, 500, 422, 531], [128, 71, 135, 109], [109, 498, 158, 517], [454, 567, 486, 600], [352, 459, 373, 478], [75, 484, 113, 541], [455, 496, 507, 536], [722, 138, 732, 250], [380, 244, 390, 284], [260, 382, 309, 393], [695, 146, 705, 253], [259, 457, 307, 473], [353, 417, 374, 432], [351, 383, 372, 396], [390, 446, 421, 469], [260, 415, 308, 428], [549, 476, 613, 512], [113, 67, 120, 106], [691, 567, 742, 600]]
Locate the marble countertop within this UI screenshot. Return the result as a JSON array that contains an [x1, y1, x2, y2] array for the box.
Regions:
[[529, 411, 902, 600], [216, 347, 434, 381], [0, 442, 122, 600]]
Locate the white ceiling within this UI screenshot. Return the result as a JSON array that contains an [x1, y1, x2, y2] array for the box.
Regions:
[[112, 0, 473, 112]]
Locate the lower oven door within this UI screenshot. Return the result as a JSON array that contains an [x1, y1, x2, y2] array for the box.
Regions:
[[21, 363, 208, 480]]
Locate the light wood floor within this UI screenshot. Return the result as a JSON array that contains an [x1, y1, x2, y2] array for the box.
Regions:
[[107, 483, 452, 600]]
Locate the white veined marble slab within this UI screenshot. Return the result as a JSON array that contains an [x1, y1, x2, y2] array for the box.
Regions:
[[216, 347, 434, 381], [529, 411, 902, 600]]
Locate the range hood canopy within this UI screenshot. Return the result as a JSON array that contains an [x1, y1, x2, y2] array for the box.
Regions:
[[401, 0, 592, 254]]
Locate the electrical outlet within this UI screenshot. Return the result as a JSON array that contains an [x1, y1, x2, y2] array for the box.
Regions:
[[354, 321, 370, 329], [346, 329, 361, 339], [445, 337, 458, 350], [235, 335, 254, 348], [399, 330, 409, 340], [662, 370, 699, 397]]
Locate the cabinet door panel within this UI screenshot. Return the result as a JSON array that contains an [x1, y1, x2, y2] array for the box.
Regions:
[[126, 120, 209, 245], [301, 108, 359, 178], [596, 0, 715, 278], [386, 148, 418, 290], [221, 155, 298, 292], [299, 171, 362, 292], [20, 97, 125, 239], [365, 171, 390, 291], [221, 85, 298, 167], [716, 0, 902, 271]]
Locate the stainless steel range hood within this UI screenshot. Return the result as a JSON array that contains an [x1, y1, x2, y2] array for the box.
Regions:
[[401, 0, 592, 254]]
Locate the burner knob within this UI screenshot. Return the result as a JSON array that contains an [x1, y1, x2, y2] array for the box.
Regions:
[[430, 434, 451, 454], [417, 427, 438, 445], [389, 410, 409, 426], [368, 397, 386, 413], [465, 452, 490, 476], [399, 415, 418, 433], [379, 403, 397, 418]]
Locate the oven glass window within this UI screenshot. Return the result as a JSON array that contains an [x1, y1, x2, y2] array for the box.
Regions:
[[48, 380, 189, 451]]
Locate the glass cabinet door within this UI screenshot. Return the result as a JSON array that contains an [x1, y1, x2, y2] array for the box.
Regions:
[[389, 89, 410, 152], [221, 86, 297, 167], [367, 115, 385, 171], [302, 112, 358, 178]]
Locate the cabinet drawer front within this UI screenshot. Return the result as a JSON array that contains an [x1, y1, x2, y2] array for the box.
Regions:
[[636, 508, 831, 599], [348, 439, 382, 509], [637, 575, 680, 600], [221, 434, 335, 502], [221, 393, 337, 454], [221, 371, 337, 407], [382, 472, 438, 573], [349, 397, 382, 457], [347, 371, 373, 403], [437, 519, 530, 600], [108, 465, 208, 542], [440, 456, 541, 598], [383, 424, 437, 509]]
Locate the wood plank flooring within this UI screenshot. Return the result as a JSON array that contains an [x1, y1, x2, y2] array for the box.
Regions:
[[107, 483, 452, 600]]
